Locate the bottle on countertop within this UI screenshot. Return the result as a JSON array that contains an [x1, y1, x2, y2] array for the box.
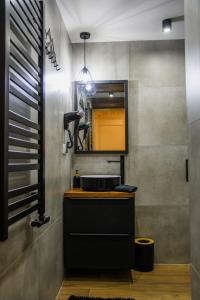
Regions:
[[73, 170, 80, 188]]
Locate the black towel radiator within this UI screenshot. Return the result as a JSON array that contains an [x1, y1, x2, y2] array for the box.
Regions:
[[0, 0, 49, 241]]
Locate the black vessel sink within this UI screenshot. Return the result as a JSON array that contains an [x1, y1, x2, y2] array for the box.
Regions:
[[80, 175, 121, 191]]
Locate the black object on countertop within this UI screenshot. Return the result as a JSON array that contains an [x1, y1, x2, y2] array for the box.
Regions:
[[107, 155, 125, 184], [73, 170, 80, 188], [114, 184, 138, 193], [80, 175, 121, 191]]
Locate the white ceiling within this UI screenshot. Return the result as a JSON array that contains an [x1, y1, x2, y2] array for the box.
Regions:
[[56, 0, 184, 43]]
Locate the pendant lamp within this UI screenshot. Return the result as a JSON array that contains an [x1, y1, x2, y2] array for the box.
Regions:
[[78, 32, 96, 96]]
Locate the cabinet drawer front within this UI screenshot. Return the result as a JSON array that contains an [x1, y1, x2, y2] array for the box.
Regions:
[[64, 234, 134, 269], [64, 198, 134, 234]]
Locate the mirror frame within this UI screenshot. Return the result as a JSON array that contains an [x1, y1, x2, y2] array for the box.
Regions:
[[73, 80, 128, 154]]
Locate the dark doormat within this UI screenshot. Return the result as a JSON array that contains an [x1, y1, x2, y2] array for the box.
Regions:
[[69, 296, 135, 300]]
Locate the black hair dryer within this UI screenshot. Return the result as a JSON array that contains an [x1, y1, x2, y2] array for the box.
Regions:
[[64, 111, 84, 151]]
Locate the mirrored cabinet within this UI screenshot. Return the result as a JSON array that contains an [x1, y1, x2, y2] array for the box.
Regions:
[[74, 80, 128, 154]]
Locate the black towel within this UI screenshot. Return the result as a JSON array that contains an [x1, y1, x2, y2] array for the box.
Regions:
[[114, 184, 138, 193]]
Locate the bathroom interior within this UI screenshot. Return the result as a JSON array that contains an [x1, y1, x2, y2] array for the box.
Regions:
[[0, 0, 200, 299]]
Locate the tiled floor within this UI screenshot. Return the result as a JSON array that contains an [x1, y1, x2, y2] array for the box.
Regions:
[[57, 264, 191, 300]]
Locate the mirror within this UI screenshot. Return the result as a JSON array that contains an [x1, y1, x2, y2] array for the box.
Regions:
[[74, 80, 128, 154]]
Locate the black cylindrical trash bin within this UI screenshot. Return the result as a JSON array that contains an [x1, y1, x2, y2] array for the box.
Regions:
[[134, 237, 155, 272]]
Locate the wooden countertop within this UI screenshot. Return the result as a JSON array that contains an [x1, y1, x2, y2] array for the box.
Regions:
[[64, 188, 135, 198]]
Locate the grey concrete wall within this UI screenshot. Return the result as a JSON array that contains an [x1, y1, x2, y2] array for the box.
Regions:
[[185, 0, 200, 298], [0, 1, 72, 300], [72, 40, 189, 263]]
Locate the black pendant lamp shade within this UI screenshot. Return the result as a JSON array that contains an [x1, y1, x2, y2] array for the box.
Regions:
[[78, 32, 96, 96]]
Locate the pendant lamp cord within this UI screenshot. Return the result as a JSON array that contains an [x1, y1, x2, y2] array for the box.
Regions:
[[84, 38, 86, 68]]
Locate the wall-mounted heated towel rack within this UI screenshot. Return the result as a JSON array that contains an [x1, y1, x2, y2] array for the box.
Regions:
[[0, 0, 49, 241]]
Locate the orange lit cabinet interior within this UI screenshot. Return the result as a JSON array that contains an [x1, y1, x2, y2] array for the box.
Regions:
[[92, 108, 125, 151]]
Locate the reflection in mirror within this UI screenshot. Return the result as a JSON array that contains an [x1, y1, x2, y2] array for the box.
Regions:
[[74, 81, 128, 153]]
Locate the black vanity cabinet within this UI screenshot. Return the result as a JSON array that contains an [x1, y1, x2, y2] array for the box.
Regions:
[[63, 189, 135, 270]]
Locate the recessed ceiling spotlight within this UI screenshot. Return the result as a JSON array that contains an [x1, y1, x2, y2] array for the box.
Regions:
[[162, 18, 172, 33], [109, 92, 114, 98], [162, 16, 184, 34]]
